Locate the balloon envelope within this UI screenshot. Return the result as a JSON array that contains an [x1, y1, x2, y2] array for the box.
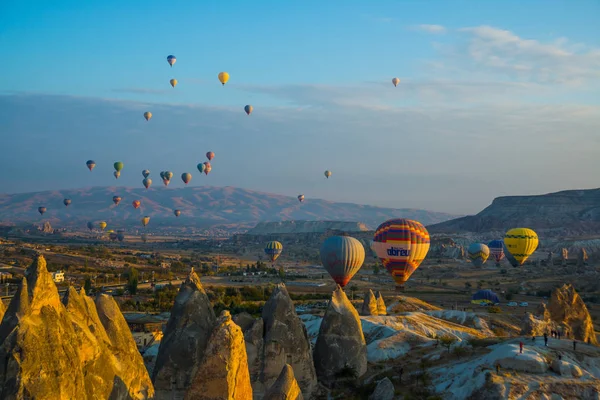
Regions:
[[38, 207, 46, 215], [197, 163, 206, 174], [99, 221, 107, 230], [392, 77, 400, 87], [488, 240, 505, 263], [141, 216, 150, 227], [170, 79, 177, 88], [244, 105, 253, 115], [174, 209, 181, 217], [373, 219, 430, 288], [132, 200, 141, 209], [142, 170, 150, 178], [63, 199, 71, 206], [264, 241, 283, 262], [181, 173, 192, 184], [167, 55, 176, 66], [320, 235, 365, 288], [112, 196, 121, 205], [86, 160, 96, 171], [144, 112, 152, 121], [504, 228, 539, 266], [298, 194, 304, 202], [203, 162, 212, 175], [468, 243, 490, 267], [113, 162, 124, 172], [206, 151, 215, 161], [218, 72, 229, 85], [114, 171, 120, 179], [87, 221, 94, 231], [143, 178, 152, 189], [471, 289, 500, 305], [324, 170, 332, 179]]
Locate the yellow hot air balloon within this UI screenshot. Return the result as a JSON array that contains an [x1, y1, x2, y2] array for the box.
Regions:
[[218, 72, 229, 86], [99, 221, 107, 231], [141, 216, 150, 227], [503, 228, 538, 266], [144, 112, 152, 121], [170, 79, 178, 88]]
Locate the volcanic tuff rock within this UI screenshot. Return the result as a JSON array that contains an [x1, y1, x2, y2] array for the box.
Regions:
[[185, 310, 252, 400], [153, 269, 217, 398], [547, 284, 597, 344], [369, 377, 395, 400], [234, 313, 264, 394], [314, 286, 367, 384], [0, 256, 153, 399], [0, 300, 5, 322], [260, 284, 316, 397], [263, 364, 304, 400], [427, 188, 600, 236], [375, 291, 386, 316], [361, 289, 379, 316]]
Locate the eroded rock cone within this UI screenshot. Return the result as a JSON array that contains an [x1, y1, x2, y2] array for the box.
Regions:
[[375, 291, 387, 316], [548, 284, 597, 344], [0, 277, 29, 343], [153, 268, 217, 397], [95, 294, 154, 399], [314, 285, 367, 385], [360, 289, 378, 316], [369, 377, 395, 400], [263, 364, 303, 400], [578, 248, 588, 267], [185, 310, 252, 400], [0, 299, 6, 322], [234, 313, 264, 394], [261, 283, 316, 397]]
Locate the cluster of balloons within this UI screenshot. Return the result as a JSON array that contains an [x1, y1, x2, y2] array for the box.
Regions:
[[467, 228, 539, 268]]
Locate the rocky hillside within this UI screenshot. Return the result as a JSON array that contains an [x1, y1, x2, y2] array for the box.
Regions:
[[0, 186, 456, 231], [247, 220, 370, 235], [428, 188, 600, 236]]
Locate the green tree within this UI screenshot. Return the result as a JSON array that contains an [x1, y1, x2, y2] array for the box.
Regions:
[[439, 335, 458, 353], [84, 277, 92, 295], [373, 264, 380, 275], [278, 266, 285, 280], [349, 285, 359, 300], [127, 267, 139, 295]]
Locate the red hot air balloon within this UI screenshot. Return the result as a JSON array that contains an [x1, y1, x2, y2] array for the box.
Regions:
[[132, 200, 141, 209], [203, 162, 212, 175], [206, 151, 215, 161], [112, 196, 122, 206]]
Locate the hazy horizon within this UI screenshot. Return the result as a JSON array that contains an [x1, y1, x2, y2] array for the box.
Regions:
[[2, 1, 599, 215]]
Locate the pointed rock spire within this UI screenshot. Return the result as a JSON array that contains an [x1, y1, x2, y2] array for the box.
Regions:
[[0, 300, 5, 323], [153, 268, 217, 397], [375, 291, 387, 316], [314, 285, 367, 385], [26, 255, 61, 314], [263, 364, 304, 400], [360, 289, 379, 316], [185, 310, 253, 400], [0, 277, 29, 343]]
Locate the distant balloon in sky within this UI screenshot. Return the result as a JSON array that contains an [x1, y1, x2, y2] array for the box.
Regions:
[[244, 105, 253, 115], [488, 240, 505, 264], [203, 162, 212, 175], [87, 221, 94, 231], [206, 151, 215, 161], [324, 170, 332, 179], [141, 234, 148, 243], [114, 162, 124, 172], [170, 79, 177, 88], [298, 194, 305, 203], [114, 171, 120, 179], [197, 163, 206, 174], [132, 200, 141, 209], [63, 199, 71, 207], [264, 241, 283, 262], [86, 160, 96, 171], [112, 196, 122, 205], [165, 171, 173, 181], [99, 221, 107, 230], [142, 170, 150, 178], [141, 216, 150, 227], [218, 72, 229, 85], [144, 112, 152, 121], [392, 77, 400, 87], [38, 206, 46, 215], [504, 228, 539, 266], [142, 178, 152, 189], [181, 172, 192, 185], [167, 55, 176, 67], [468, 243, 490, 267], [320, 235, 365, 288], [174, 209, 181, 217]]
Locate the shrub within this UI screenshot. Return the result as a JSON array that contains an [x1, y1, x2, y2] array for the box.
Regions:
[[488, 306, 502, 314]]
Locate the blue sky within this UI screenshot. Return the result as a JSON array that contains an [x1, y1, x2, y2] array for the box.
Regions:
[[1, 0, 599, 214]]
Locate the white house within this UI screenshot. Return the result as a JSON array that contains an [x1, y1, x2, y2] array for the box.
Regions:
[[52, 270, 65, 283]]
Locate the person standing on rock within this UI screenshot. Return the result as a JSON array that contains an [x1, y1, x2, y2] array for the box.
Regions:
[[519, 341, 523, 354], [544, 333, 548, 346], [398, 366, 404, 383], [532, 336, 535, 343], [573, 340, 577, 351]]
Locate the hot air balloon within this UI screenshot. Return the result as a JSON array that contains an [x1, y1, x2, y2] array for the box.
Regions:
[[167, 55, 176, 67], [170, 79, 177, 88], [392, 77, 400, 87], [174, 209, 181, 217], [162, 178, 170, 187], [141, 216, 150, 227], [114, 171, 121, 179], [503, 228, 539, 266], [117, 230, 125, 242], [87, 221, 94, 231], [112, 196, 121, 206], [197, 163, 206, 174], [38, 207, 46, 215], [132, 200, 141, 209], [373, 219, 430, 289], [264, 241, 283, 263], [206, 151, 215, 161], [324, 170, 332, 179], [471, 289, 500, 305], [320, 235, 365, 288], [143, 178, 152, 189], [142, 170, 150, 178], [181, 173, 192, 185], [165, 171, 173, 180], [144, 112, 152, 121], [244, 105, 253, 115], [218, 72, 229, 85], [109, 232, 118, 241], [141, 234, 148, 243], [503, 242, 519, 267], [114, 162, 124, 172], [63, 199, 71, 207], [468, 243, 490, 267], [160, 171, 165, 180], [99, 221, 107, 231], [297, 194, 304, 203], [488, 240, 505, 264], [86, 160, 96, 171], [203, 162, 212, 175]]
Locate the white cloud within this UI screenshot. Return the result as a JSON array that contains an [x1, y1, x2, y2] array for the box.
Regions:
[[413, 24, 447, 34]]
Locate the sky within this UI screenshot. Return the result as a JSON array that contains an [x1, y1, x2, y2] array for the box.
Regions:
[[1, 0, 599, 214]]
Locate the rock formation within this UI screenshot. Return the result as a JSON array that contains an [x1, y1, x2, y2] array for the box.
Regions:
[[578, 248, 588, 266], [360, 289, 379, 316], [185, 310, 252, 400], [0, 255, 153, 399], [314, 285, 367, 385], [234, 313, 264, 394], [153, 268, 217, 397], [375, 291, 386, 316], [260, 283, 316, 397], [547, 284, 597, 344], [263, 364, 303, 400], [42, 221, 53, 233], [369, 377, 395, 400], [0, 300, 5, 322]]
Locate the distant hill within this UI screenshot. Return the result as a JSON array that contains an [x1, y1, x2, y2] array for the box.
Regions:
[[428, 188, 600, 236], [0, 186, 457, 231], [247, 221, 370, 235]]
